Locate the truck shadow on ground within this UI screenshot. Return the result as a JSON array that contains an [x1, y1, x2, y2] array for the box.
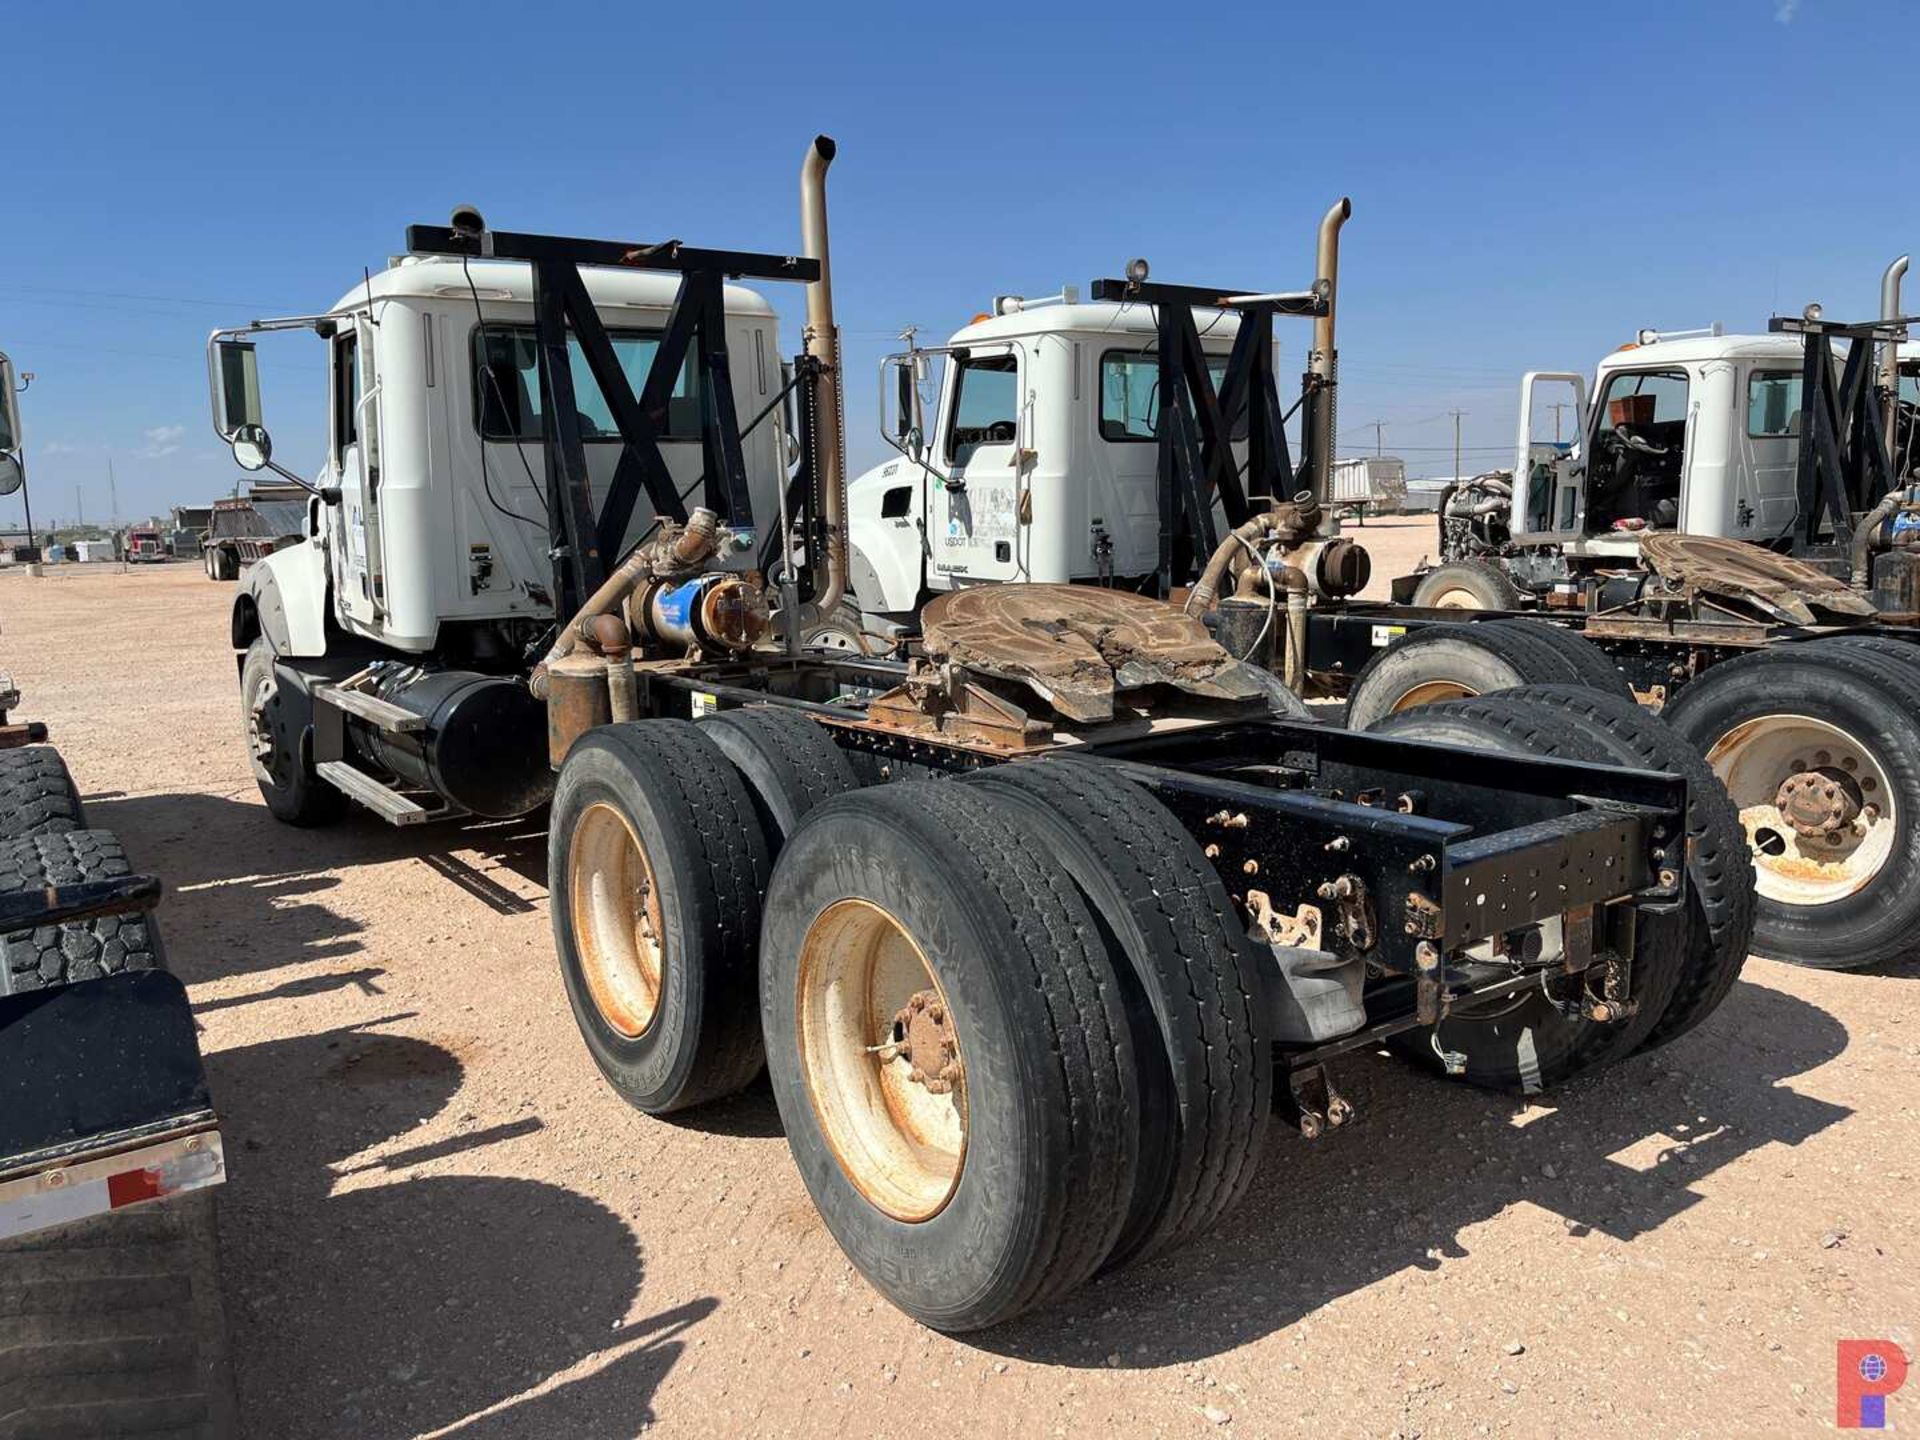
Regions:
[[975, 976, 1853, 1369], [84, 790, 550, 992], [207, 1021, 715, 1440]]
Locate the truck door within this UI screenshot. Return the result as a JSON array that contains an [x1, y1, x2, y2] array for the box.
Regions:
[[331, 324, 384, 628], [933, 348, 1024, 587], [1738, 366, 1802, 536], [1510, 371, 1590, 543]]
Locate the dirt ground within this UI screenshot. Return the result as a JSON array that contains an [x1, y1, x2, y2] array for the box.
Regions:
[[3, 551, 1916, 1439]]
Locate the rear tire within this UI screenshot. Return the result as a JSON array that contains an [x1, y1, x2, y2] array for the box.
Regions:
[[1481, 618, 1634, 700], [0, 746, 85, 840], [1411, 559, 1524, 611], [964, 757, 1270, 1270], [0, 830, 165, 997], [1371, 694, 1691, 1092], [550, 721, 770, 1114], [760, 782, 1138, 1330], [1345, 622, 1592, 731], [696, 705, 858, 852], [1664, 642, 1920, 970], [1388, 684, 1753, 1051]]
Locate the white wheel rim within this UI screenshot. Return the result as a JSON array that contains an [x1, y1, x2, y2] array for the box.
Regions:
[[797, 899, 967, 1222], [1705, 714, 1896, 907], [1431, 586, 1486, 610], [569, 803, 665, 1037]]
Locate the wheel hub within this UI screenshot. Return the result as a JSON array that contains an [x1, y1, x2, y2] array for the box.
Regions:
[[1775, 766, 1863, 838], [889, 989, 962, 1095]]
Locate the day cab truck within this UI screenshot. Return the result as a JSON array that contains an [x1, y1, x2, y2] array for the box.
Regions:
[[208, 137, 1744, 1332], [1323, 262, 1920, 974], [0, 352, 235, 1436], [838, 240, 1920, 975]]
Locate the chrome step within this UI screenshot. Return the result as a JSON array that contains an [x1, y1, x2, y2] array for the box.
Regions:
[[315, 761, 446, 826], [314, 683, 424, 734]]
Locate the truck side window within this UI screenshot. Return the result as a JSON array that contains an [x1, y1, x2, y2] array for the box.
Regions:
[[330, 331, 360, 465], [1747, 372, 1802, 437], [1098, 351, 1233, 442], [470, 326, 700, 442], [946, 355, 1018, 465]]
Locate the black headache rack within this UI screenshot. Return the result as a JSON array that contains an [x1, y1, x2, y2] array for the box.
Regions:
[[1087, 275, 1328, 599], [1768, 311, 1917, 550], [0, 878, 223, 1240], [405, 225, 824, 623]]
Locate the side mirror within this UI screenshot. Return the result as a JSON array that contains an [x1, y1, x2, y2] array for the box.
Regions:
[[0, 352, 20, 453], [231, 422, 272, 472], [212, 340, 263, 439], [0, 453, 21, 498]]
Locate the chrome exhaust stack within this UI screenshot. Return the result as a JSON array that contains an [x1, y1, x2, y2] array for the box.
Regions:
[[800, 135, 848, 617], [1307, 198, 1352, 510], [1883, 254, 1909, 460]]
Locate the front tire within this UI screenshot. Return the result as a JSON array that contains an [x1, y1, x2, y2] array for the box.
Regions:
[[240, 638, 345, 827], [1410, 559, 1524, 610]]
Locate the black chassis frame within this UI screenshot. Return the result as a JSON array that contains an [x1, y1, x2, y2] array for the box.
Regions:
[[627, 654, 1687, 1070], [394, 220, 1688, 1073]]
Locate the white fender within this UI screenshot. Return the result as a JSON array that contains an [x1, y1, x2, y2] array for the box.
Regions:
[[234, 541, 331, 657]]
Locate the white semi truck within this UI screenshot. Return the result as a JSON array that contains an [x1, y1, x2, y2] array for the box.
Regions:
[[209, 139, 1742, 1332]]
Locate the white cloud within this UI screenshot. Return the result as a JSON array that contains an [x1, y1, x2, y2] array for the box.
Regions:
[[1775, 0, 1800, 21], [138, 423, 185, 459], [41, 441, 78, 454]]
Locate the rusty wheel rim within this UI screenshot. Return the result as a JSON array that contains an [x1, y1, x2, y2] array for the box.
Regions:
[[1387, 678, 1477, 713], [569, 802, 665, 1038], [244, 665, 280, 784], [1706, 714, 1895, 908], [796, 899, 967, 1222]]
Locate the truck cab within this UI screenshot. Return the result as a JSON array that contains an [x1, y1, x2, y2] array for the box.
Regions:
[[1513, 330, 1818, 559], [210, 257, 786, 665], [846, 296, 1241, 626]]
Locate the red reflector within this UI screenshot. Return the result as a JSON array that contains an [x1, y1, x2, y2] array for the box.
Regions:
[[107, 1168, 163, 1208]]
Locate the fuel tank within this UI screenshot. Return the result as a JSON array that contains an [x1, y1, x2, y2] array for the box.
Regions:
[[353, 666, 552, 817]]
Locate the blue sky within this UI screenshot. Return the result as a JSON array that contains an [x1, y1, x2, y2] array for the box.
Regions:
[[1, 0, 1912, 530]]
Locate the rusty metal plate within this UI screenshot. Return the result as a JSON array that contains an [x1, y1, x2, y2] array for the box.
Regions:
[[919, 584, 1271, 722], [1636, 533, 1877, 624]]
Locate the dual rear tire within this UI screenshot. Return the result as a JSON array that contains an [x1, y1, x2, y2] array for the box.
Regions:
[[548, 712, 1274, 1329]]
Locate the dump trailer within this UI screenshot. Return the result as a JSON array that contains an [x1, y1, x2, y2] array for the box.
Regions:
[[201, 484, 307, 581], [210, 137, 1745, 1332]]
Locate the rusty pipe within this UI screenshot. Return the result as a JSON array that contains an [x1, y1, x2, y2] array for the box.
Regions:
[[584, 612, 638, 723], [1883, 254, 1909, 458], [801, 135, 848, 618], [1282, 565, 1309, 695], [530, 547, 657, 698], [1186, 513, 1274, 616], [1307, 198, 1352, 511], [1852, 489, 1902, 588]]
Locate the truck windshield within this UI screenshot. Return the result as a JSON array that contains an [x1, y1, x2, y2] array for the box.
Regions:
[[471, 327, 699, 443]]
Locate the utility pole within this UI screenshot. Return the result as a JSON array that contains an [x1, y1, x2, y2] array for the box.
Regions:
[[1373, 420, 1385, 457], [1548, 402, 1570, 443], [74, 484, 82, 527], [106, 458, 118, 526], [1449, 409, 1467, 481]]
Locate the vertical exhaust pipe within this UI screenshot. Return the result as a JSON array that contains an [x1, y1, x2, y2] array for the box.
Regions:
[[1307, 198, 1352, 511], [1882, 253, 1909, 463], [800, 135, 848, 616]]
